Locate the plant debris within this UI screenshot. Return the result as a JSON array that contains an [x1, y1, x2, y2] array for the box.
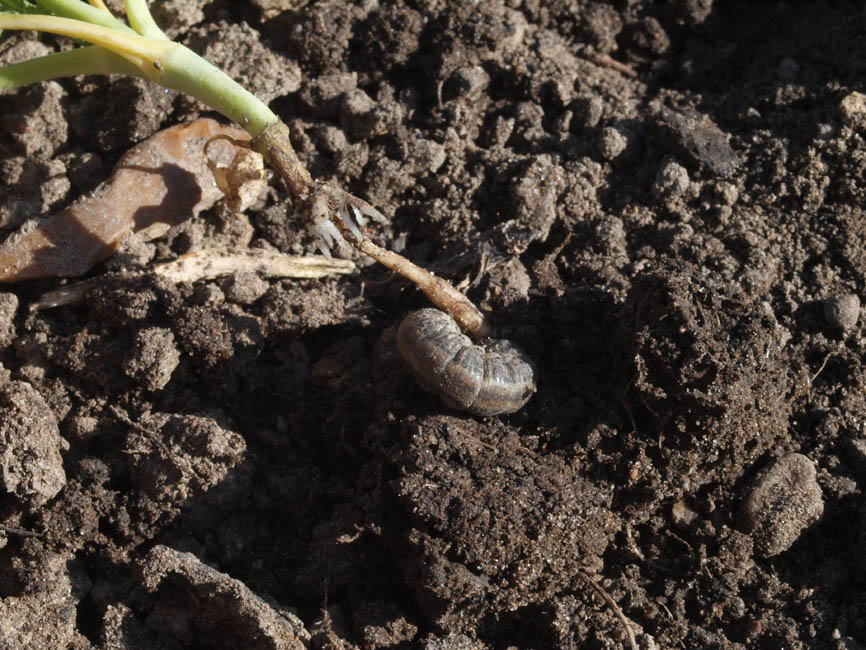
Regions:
[[0, 118, 250, 282]]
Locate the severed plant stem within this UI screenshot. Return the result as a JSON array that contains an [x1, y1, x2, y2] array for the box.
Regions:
[[249, 122, 312, 199], [0, 7, 278, 136], [356, 239, 492, 340], [87, 0, 111, 13], [0, 45, 143, 86], [124, 0, 167, 40], [0, 13, 170, 66], [0, 0, 491, 340], [34, 0, 132, 32]]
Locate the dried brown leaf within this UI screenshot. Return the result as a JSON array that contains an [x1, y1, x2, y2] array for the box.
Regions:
[[0, 118, 250, 282]]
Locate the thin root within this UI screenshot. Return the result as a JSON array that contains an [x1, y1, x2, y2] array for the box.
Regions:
[[254, 119, 492, 341], [313, 195, 492, 339], [584, 52, 637, 78], [0, 523, 42, 538], [580, 571, 639, 650]]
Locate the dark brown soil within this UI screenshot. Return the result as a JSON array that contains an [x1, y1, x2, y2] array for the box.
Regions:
[[2, 1, 866, 648]]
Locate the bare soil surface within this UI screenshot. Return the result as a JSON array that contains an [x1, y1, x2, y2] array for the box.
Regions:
[[2, 1, 866, 648]]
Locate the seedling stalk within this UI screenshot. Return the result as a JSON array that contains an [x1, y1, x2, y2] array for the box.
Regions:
[[0, 0, 492, 340]]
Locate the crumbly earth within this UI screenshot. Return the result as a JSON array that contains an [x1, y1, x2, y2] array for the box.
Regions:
[[2, 1, 866, 648]]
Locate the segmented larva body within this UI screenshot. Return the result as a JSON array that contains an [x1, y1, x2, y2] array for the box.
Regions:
[[396, 308, 536, 416], [304, 201, 534, 415]]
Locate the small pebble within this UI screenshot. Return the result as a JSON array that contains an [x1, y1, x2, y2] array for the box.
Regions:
[[0, 293, 18, 348], [443, 64, 490, 101], [123, 327, 181, 391], [839, 91, 866, 126], [424, 633, 486, 650], [340, 88, 386, 139], [405, 135, 447, 174], [716, 181, 739, 206], [572, 96, 604, 129], [653, 160, 689, 199], [486, 257, 531, 306], [741, 453, 824, 557], [0, 380, 67, 511], [597, 126, 628, 161], [221, 271, 269, 305], [649, 106, 740, 177], [823, 293, 860, 330], [670, 500, 700, 529], [298, 72, 357, 116], [191, 284, 225, 306]]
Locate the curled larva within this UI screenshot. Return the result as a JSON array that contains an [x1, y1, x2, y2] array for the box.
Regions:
[[396, 308, 536, 416]]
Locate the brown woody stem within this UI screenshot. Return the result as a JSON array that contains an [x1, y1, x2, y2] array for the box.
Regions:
[[251, 121, 312, 199], [357, 239, 492, 340], [252, 121, 491, 340]]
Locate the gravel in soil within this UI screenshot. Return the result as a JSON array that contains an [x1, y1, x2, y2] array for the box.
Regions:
[[3, 1, 866, 648]]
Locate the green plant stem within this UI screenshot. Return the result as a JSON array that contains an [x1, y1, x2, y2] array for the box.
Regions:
[[1, 1, 299, 191], [0, 45, 144, 90], [0, 12, 278, 137], [0, 46, 142, 90], [1, 1, 487, 346], [36, 0, 133, 33], [124, 0, 166, 40], [0, 13, 170, 67], [157, 43, 277, 137], [87, 0, 112, 14]]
